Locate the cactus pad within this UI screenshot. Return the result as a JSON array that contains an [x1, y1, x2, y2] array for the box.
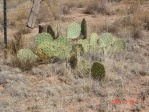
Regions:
[[67, 23, 81, 39], [90, 33, 100, 51], [78, 39, 89, 53], [91, 62, 105, 81], [47, 25, 56, 39], [35, 33, 53, 46], [81, 18, 87, 39], [37, 38, 72, 59], [17, 49, 37, 63], [99, 33, 113, 48], [37, 42, 54, 59]]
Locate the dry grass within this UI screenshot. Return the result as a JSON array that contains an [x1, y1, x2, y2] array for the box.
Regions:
[[110, 15, 145, 39], [84, 0, 111, 15], [135, 10, 149, 30]]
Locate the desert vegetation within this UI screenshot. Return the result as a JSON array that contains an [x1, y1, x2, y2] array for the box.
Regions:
[[0, 0, 149, 112]]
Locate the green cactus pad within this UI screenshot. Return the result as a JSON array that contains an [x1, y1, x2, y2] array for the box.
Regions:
[[78, 39, 89, 53], [67, 23, 81, 39], [112, 38, 126, 53], [90, 33, 99, 45], [90, 33, 100, 51], [47, 25, 56, 39], [91, 62, 105, 81], [53, 37, 72, 59], [37, 42, 54, 59], [99, 33, 113, 48], [35, 33, 53, 46], [81, 18, 87, 39], [17, 49, 37, 63], [37, 38, 72, 59]]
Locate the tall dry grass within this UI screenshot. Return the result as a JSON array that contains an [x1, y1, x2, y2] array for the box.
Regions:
[[84, 0, 111, 15]]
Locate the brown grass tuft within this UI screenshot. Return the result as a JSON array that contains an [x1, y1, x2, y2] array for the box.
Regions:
[[9, 29, 28, 55], [84, 0, 111, 15], [113, 15, 145, 39], [135, 10, 149, 30]]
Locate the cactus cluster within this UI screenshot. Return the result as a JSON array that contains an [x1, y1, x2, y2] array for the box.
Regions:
[[15, 18, 126, 77]]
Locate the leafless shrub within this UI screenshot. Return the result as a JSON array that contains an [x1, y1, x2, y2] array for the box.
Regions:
[[9, 29, 27, 55]]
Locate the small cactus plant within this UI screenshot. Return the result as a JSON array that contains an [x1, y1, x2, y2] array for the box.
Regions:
[[91, 62, 105, 81], [81, 18, 87, 39], [17, 49, 37, 63], [34, 33, 53, 46], [47, 25, 56, 39], [67, 22, 81, 39]]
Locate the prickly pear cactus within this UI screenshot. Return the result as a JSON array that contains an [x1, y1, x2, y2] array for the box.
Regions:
[[112, 38, 126, 53], [47, 25, 56, 39], [35, 33, 53, 46], [67, 23, 81, 39], [91, 62, 105, 81], [78, 39, 89, 53], [99, 33, 113, 48], [81, 18, 87, 39], [17, 49, 37, 63]]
